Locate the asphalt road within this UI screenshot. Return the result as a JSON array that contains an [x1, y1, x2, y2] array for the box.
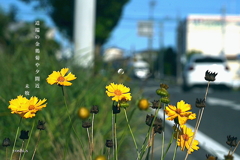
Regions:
[[137, 79, 240, 160]]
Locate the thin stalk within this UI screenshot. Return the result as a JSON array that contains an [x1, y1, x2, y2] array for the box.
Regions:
[[231, 141, 240, 155], [184, 81, 210, 160], [21, 119, 35, 160], [6, 147, 8, 160], [112, 105, 115, 160], [114, 114, 118, 160], [107, 148, 110, 160], [61, 86, 87, 160], [139, 106, 161, 159], [172, 125, 180, 160], [123, 109, 139, 157], [161, 104, 166, 160], [162, 129, 175, 159], [151, 128, 155, 160], [10, 117, 22, 160], [31, 131, 42, 160], [19, 140, 25, 160], [87, 128, 92, 160], [91, 113, 95, 153]]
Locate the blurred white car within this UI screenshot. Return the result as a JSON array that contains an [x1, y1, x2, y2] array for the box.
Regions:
[[182, 55, 232, 91], [128, 59, 151, 79]]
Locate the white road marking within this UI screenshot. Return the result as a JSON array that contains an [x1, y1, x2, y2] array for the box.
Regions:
[[207, 97, 240, 111], [156, 109, 240, 159]]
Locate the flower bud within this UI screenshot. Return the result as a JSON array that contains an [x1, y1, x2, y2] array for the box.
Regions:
[[95, 155, 107, 160], [160, 97, 170, 104], [156, 88, 169, 97], [119, 101, 129, 108], [138, 99, 149, 110], [224, 154, 234, 160], [78, 107, 90, 120], [206, 154, 218, 160]]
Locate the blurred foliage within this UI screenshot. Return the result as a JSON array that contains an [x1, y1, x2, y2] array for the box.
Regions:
[[155, 47, 177, 76], [0, 6, 151, 160], [186, 50, 203, 61], [19, 0, 130, 46]]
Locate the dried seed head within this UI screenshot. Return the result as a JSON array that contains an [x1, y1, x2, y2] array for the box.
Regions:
[[37, 120, 46, 130], [195, 98, 206, 108], [82, 120, 92, 128], [160, 83, 169, 90], [226, 135, 237, 147], [2, 138, 10, 147], [19, 130, 29, 140], [205, 70, 218, 82], [105, 139, 113, 148], [151, 100, 161, 109], [90, 105, 99, 114]]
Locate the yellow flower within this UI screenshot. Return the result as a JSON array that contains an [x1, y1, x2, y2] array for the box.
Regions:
[[8, 96, 47, 119], [46, 68, 77, 86], [106, 83, 131, 102], [177, 125, 199, 154], [8, 95, 29, 114], [165, 100, 196, 125]]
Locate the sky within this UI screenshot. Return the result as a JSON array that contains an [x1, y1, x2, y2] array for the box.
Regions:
[[0, 0, 240, 56]]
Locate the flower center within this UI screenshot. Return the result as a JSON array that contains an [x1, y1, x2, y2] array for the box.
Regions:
[[29, 105, 35, 110], [176, 108, 181, 114], [57, 76, 65, 82], [114, 89, 122, 96], [182, 134, 189, 141]]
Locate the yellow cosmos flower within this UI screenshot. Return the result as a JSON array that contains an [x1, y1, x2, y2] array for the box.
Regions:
[[165, 100, 196, 125], [177, 125, 199, 154], [106, 83, 132, 102], [8, 96, 47, 119], [46, 68, 77, 86]]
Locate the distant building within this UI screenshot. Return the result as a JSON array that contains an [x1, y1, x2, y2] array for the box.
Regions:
[[103, 47, 124, 62], [177, 14, 240, 82]]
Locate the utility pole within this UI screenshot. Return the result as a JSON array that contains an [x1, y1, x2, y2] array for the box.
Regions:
[[159, 22, 164, 79], [74, 0, 96, 68], [220, 6, 226, 57], [148, 0, 155, 76]]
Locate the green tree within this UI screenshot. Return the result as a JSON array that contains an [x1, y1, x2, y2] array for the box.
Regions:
[[19, 0, 129, 47]]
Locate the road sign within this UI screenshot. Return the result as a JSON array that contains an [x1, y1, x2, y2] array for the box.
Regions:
[[137, 21, 153, 37]]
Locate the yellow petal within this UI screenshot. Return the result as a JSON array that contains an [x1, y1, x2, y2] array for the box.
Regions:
[[60, 68, 69, 76]]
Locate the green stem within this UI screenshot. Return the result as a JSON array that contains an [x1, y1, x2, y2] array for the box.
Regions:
[[139, 106, 161, 159], [161, 104, 166, 160], [162, 129, 175, 159], [21, 119, 35, 160], [114, 114, 118, 160], [10, 117, 22, 160], [19, 140, 25, 160], [87, 128, 92, 160], [61, 86, 87, 160], [31, 131, 41, 160], [123, 109, 139, 157], [172, 125, 180, 160]]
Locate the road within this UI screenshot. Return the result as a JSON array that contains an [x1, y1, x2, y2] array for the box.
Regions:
[[137, 79, 240, 160]]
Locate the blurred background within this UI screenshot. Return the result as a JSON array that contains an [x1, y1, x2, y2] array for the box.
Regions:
[[0, 0, 240, 159]]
